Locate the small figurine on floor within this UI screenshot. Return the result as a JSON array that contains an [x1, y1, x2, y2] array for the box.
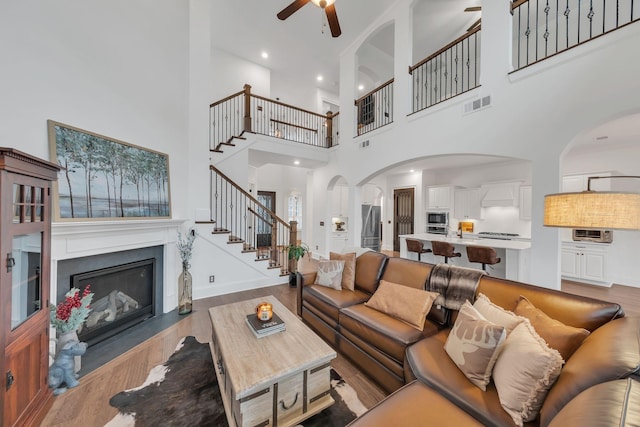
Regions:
[[48, 340, 87, 395]]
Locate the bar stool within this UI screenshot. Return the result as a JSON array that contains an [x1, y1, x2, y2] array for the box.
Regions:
[[466, 245, 501, 272], [406, 238, 432, 261], [431, 241, 461, 264]]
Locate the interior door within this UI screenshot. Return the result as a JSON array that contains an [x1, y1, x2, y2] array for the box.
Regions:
[[393, 188, 415, 252], [256, 191, 276, 254]]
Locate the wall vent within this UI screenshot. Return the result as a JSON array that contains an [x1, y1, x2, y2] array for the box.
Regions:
[[463, 95, 492, 115], [360, 140, 370, 148]]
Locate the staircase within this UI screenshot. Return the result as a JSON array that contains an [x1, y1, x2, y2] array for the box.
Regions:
[[203, 165, 297, 277]]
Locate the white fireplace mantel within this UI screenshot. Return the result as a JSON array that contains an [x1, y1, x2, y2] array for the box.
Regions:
[[51, 219, 186, 314]]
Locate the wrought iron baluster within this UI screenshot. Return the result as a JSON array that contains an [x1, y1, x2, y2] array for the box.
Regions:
[[526, 1, 531, 65]]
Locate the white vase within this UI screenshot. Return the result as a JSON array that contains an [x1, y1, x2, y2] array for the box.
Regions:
[[57, 330, 81, 373]]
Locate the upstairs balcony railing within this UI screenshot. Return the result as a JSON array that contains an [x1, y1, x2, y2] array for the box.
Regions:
[[512, 0, 640, 70], [210, 84, 339, 153], [410, 27, 482, 114], [208, 165, 298, 275], [354, 78, 394, 136]]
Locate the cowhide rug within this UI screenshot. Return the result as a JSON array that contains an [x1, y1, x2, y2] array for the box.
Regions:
[[106, 336, 367, 427]]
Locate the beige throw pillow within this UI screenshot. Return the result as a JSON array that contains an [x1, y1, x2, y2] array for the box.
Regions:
[[473, 293, 524, 334], [330, 252, 356, 291], [445, 301, 506, 391], [314, 260, 345, 290], [365, 280, 439, 331], [492, 320, 564, 427], [514, 296, 590, 362]]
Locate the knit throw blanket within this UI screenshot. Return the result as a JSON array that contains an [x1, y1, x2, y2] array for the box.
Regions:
[[427, 263, 485, 310]]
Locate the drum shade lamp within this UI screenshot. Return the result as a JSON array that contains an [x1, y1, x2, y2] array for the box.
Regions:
[[544, 176, 640, 230]]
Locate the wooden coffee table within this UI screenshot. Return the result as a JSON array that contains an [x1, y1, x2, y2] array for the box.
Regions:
[[208, 296, 337, 427]]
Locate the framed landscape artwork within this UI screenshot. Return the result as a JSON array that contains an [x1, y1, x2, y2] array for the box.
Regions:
[[48, 120, 171, 221]]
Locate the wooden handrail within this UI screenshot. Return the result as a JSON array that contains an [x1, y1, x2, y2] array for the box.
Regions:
[[210, 165, 291, 230], [247, 207, 272, 227], [354, 78, 395, 105], [270, 119, 318, 133], [409, 26, 482, 74], [511, 0, 528, 10], [250, 93, 330, 119], [210, 89, 244, 108]]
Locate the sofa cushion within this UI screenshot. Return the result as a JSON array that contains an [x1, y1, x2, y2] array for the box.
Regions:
[[547, 378, 640, 427], [540, 316, 640, 426], [380, 257, 433, 290], [445, 301, 506, 391], [492, 320, 563, 427], [330, 251, 356, 291], [340, 303, 439, 364], [476, 276, 623, 331], [346, 380, 485, 427], [473, 293, 524, 334], [303, 284, 370, 325], [514, 295, 590, 361], [314, 259, 345, 290], [365, 280, 439, 331], [406, 331, 530, 427], [354, 251, 388, 294]]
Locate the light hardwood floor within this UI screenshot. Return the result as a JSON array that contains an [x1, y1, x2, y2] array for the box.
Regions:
[[43, 254, 639, 426]]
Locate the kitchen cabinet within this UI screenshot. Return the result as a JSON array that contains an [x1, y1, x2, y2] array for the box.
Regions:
[[561, 242, 609, 285], [0, 148, 59, 427], [562, 172, 615, 192], [331, 186, 349, 216], [427, 186, 454, 210], [454, 188, 481, 219], [519, 186, 532, 220]]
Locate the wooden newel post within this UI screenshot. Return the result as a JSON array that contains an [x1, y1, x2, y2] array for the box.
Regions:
[[289, 220, 298, 273], [243, 84, 252, 133], [325, 111, 333, 147]]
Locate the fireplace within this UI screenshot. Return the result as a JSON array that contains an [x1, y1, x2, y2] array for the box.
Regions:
[[71, 259, 155, 346]]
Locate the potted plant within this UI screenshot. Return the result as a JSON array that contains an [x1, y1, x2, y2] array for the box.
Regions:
[[286, 242, 309, 287]]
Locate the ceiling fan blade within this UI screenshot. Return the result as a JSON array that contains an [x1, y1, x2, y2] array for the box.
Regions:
[[464, 6, 482, 12], [467, 18, 481, 32], [277, 0, 311, 20], [325, 4, 341, 37]]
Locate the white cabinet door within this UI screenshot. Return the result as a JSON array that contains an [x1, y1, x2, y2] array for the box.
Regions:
[[332, 186, 349, 216], [454, 189, 481, 219], [562, 175, 585, 192], [582, 252, 606, 282], [428, 186, 451, 210], [519, 186, 532, 220], [561, 250, 580, 278]]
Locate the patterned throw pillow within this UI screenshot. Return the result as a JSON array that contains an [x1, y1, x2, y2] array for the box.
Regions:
[[473, 293, 524, 335], [492, 320, 564, 427], [365, 280, 439, 331], [445, 301, 506, 391], [330, 252, 356, 291], [314, 260, 345, 290]]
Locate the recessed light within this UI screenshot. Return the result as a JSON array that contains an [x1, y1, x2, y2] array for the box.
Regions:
[[317, 75, 323, 81], [409, 169, 415, 173], [261, 51, 268, 59], [358, 84, 364, 91], [294, 160, 300, 165]]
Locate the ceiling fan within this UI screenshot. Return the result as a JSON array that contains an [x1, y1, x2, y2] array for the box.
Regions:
[[277, 0, 342, 37], [465, 6, 482, 32]]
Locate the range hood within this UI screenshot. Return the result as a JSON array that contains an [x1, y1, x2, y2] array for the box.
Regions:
[[481, 183, 518, 207]]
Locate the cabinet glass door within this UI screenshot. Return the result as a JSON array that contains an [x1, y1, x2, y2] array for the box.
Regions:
[[10, 233, 43, 330]]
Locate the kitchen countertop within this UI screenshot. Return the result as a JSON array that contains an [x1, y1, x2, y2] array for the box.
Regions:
[[400, 233, 531, 250]]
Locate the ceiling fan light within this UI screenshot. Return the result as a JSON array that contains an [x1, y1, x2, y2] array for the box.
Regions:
[[311, 0, 336, 8]]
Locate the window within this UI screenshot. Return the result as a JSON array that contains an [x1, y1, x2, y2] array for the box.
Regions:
[[288, 193, 302, 230]]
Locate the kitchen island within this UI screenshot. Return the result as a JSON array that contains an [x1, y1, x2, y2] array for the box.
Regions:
[[399, 233, 531, 282]]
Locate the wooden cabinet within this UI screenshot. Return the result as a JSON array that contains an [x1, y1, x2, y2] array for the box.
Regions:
[[0, 148, 59, 426], [427, 186, 453, 210], [454, 188, 481, 219], [519, 186, 532, 220], [561, 242, 609, 285]]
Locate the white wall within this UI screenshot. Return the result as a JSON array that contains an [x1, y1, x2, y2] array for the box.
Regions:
[[210, 48, 271, 101]]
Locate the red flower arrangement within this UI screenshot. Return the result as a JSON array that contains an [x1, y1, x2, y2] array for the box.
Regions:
[[50, 285, 94, 334]]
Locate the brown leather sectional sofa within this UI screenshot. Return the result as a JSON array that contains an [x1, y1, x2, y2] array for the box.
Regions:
[[297, 251, 640, 427]]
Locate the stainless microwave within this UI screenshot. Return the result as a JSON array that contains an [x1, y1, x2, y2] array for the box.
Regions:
[[427, 211, 449, 225], [572, 229, 613, 243]]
